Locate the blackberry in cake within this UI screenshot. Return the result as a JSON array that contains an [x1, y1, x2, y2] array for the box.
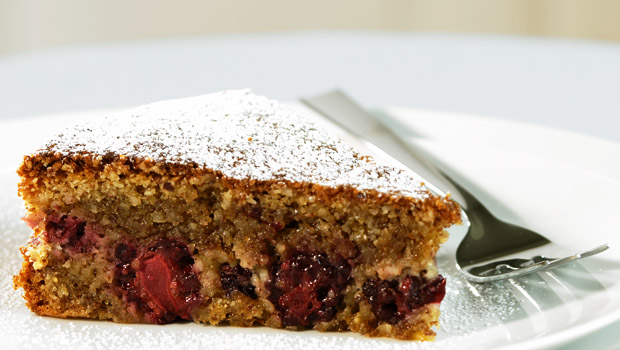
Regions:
[[13, 90, 460, 340]]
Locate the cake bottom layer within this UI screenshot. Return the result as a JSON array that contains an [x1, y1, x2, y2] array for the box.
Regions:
[[14, 215, 447, 341]]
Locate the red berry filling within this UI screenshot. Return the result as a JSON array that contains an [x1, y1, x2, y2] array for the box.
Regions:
[[362, 274, 446, 324], [44, 215, 100, 253], [113, 239, 201, 324], [220, 263, 257, 299], [267, 251, 352, 327], [114, 242, 137, 292]]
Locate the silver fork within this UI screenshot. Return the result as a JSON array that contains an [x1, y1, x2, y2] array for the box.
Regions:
[[301, 89, 609, 283]]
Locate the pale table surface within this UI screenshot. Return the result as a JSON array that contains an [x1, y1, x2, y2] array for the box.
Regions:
[[1, 31, 619, 349]]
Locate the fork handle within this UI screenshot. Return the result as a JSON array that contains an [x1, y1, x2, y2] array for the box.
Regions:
[[301, 89, 469, 205]]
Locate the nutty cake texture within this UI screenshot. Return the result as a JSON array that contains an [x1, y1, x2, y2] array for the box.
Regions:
[[13, 90, 460, 340]]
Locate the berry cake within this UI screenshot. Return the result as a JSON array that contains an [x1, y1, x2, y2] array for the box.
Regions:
[[13, 90, 460, 340]]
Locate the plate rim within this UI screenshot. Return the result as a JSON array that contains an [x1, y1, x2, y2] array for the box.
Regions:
[[1, 105, 619, 350]]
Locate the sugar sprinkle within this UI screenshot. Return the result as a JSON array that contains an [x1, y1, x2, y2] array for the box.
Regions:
[[42, 90, 430, 200]]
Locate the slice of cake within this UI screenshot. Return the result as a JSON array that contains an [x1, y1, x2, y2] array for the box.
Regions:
[[13, 90, 460, 340]]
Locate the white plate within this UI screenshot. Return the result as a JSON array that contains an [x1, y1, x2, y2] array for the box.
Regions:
[[0, 105, 619, 350]]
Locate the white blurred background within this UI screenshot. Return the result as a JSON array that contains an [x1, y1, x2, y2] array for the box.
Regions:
[[2, 0, 620, 55], [1, 0, 620, 143]]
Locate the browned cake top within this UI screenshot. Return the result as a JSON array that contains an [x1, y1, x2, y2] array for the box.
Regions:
[[42, 90, 431, 199]]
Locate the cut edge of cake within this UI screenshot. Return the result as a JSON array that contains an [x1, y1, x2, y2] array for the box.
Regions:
[[13, 90, 461, 341]]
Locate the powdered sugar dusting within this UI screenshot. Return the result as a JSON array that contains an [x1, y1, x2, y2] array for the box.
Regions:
[[43, 90, 429, 199]]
